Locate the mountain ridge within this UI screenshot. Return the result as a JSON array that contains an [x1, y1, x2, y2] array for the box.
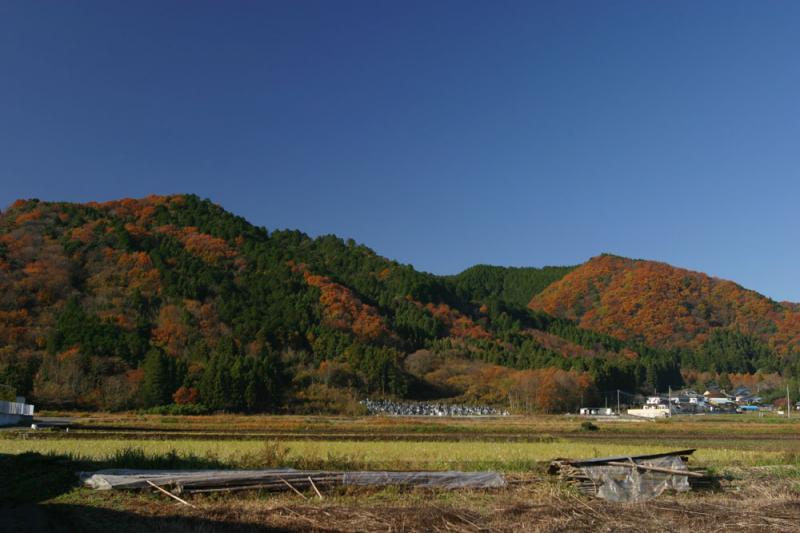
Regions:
[[529, 253, 800, 356], [0, 195, 796, 413]]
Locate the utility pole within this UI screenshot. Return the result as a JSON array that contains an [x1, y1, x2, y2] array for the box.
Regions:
[[788, 385, 791, 419], [617, 389, 620, 415], [668, 386, 672, 418]]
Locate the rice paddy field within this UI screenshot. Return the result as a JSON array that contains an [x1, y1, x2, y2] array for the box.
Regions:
[[3, 413, 800, 532], [3, 435, 799, 470]]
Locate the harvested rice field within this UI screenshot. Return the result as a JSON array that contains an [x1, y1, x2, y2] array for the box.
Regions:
[[2, 413, 800, 532]]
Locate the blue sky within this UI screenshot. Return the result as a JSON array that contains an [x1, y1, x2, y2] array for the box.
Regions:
[[1, 1, 799, 300]]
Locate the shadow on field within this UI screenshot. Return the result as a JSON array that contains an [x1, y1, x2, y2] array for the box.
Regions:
[[0, 453, 78, 504], [0, 450, 227, 504], [0, 503, 292, 533], [0, 452, 293, 533]]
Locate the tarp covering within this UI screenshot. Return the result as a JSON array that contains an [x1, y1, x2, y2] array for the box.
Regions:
[[549, 449, 699, 503], [342, 471, 505, 489], [81, 468, 307, 490], [580, 456, 691, 503], [80, 468, 506, 491]]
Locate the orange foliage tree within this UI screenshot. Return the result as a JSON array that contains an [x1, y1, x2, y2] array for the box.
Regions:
[[304, 271, 391, 341]]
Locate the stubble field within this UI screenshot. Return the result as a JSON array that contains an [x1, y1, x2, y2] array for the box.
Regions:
[[2, 413, 800, 532]]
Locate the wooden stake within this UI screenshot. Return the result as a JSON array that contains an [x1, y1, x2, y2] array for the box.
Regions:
[[605, 461, 703, 478], [279, 477, 308, 499], [145, 480, 197, 508], [308, 476, 323, 499]]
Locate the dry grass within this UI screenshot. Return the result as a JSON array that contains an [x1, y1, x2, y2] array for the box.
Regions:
[[46, 472, 800, 532], [11, 413, 800, 531], [46, 411, 800, 437], [2, 436, 794, 470]]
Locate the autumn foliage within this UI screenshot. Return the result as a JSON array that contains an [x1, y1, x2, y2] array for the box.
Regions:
[[1, 196, 798, 415], [530, 254, 800, 355], [304, 271, 392, 341], [522, 329, 601, 359], [413, 300, 492, 340], [173, 386, 200, 405], [406, 350, 595, 413]]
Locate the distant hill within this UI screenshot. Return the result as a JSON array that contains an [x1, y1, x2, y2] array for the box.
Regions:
[[529, 254, 800, 370], [0, 196, 795, 413]]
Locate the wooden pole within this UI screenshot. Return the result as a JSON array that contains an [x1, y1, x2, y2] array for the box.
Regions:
[[605, 461, 703, 478], [668, 386, 672, 418], [145, 480, 197, 508], [308, 476, 323, 499], [279, 477, 308, 499], [184, 475, 346, 495], [787, 385, 791, 419]]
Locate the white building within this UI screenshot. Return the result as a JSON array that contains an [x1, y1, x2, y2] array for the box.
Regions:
[[579, 407, 614, 416], [0, 397, 34, 426], [628, 396, 675, 418]]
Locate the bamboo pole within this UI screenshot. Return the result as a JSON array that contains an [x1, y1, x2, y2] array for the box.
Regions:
[[184, 475, 345, 494], [176, 473, 342, 490], [308, 476, 324, 499], [605, 462, 703, 478], [279, 477, 308, 498], [145, 480, 197, 508]]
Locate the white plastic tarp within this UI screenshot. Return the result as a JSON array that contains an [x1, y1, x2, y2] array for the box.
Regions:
[[80, 468, 506, 491], [581, 455, 691, 503]]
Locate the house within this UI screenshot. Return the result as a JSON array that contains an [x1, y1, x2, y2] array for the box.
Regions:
[[682, 390, 707, 405], [738, 395, 762, 406], [628, 396, 674, 419], [704, 390, 734, 406], [646, 396, 664, 405], [705, 391, 737, 412], [733, 387, 761, 404], [645, 392, 708, 414], [671, 394, 709, 413]]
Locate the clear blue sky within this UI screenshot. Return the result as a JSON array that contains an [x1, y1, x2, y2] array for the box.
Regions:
[[2, 1, 799, 301]]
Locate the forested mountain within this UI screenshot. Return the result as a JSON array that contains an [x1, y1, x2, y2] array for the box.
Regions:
[[0, 196, 796, 414], [530, 254, 800, 375]]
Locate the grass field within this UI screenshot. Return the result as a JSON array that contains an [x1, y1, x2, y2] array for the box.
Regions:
[[1, 436, 796, 470], [3, 413, 800, 531]]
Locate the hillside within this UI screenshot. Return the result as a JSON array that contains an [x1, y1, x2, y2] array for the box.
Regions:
[[0, 196, 793, 413], [529, 254, 800, 371], [0, 195, 619, 412], [448, 264, 575, 309]]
